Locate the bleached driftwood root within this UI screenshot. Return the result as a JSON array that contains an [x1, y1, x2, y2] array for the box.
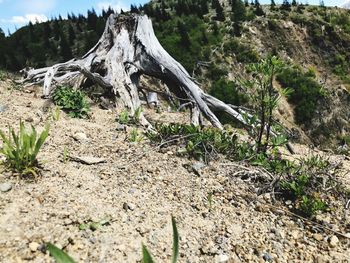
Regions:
[[21, 14, 250, 128], [21, 14, 294, 153]]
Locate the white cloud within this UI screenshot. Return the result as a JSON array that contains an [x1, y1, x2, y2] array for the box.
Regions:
[[3, 14, 48, 24], [97, 1, 129, 13]]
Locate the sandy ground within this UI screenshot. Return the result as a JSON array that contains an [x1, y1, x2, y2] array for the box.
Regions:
[[0, 80, 349, 263]]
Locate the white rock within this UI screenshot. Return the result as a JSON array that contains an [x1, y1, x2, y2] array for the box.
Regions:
[[0, 182, 12, 192], [329, 235, 339, 247], [73, 132, 89, 142], [215, 254, 229, 263], [29, 242, 39, 252]]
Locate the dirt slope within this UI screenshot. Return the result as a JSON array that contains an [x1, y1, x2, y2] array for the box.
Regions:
[[0, 80, 349, 262]]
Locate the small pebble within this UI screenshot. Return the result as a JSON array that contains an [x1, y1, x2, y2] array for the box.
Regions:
[[29, 242, 39, 252], [0, 182, 12, 192], [263, 252, 273, 262], [215, 254, 229, 263], [329, 235, 339, 247], [313, 233, 323, 241]]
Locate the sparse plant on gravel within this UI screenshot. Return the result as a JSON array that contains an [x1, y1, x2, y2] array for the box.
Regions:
[[79, 218, 110, 231], [241, 55, 292, 153], [0, 70, 6, 81], [118, 109, 130, 124], [0, 121, 49, 176], [147, 123, 238, 163], [62, 146, 69, 163], [278, 155, 337, 216], [129, 128, 143, 142], [133, 106, 143, 122], [52, 86, 90, 118], [142, 216, 179, 263], [118, 106, 143, 125], [46, 243, 76, 263], [50, 106, 61, 121]]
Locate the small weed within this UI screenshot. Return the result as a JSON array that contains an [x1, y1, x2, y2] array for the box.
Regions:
[[79, 218, 110, 231], [133, 106, 143, 122], [207, 192, 214, 212], [118, 109, 129, 124], [299, 195, 327, 216], [0, 121, 49, 176], [129, 128, 143, 143], [142, 216, 179, 263], [118, 106, 143, 125], [50, 106, 61, 121], [46, 243, 76, 263], [147, 123, 238, 163], [62, 146, 69, 163], [0, 70, 6, 81], [52, 86, 90, 118]]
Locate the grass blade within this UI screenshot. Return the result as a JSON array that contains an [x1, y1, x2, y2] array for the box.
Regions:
[[171, 216, 179, 263], [33, 123, 49, 159], [142, 244, 155, 263], [47, 243, 76, 263]]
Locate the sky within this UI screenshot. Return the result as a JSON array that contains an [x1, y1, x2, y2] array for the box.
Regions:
[[0, 0, 348, 35]]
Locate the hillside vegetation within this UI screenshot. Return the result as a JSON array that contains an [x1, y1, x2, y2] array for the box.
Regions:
[[0, 0, 349, 147]]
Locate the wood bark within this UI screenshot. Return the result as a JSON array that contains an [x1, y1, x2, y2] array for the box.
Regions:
[[21, 14, 250, 128], [20, 14, 294, 153]]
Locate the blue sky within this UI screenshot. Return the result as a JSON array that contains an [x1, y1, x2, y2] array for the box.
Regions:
[[0, 0, 348, 35]]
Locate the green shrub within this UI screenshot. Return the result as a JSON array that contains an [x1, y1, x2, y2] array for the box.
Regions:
[[147, 123, 238, 163], [52, 86, 90, 118], [129, 128, 143, 143], [0, 70, 6, 81], [0, 121, 49, 175], [276, 66, 325, 125], [210, 78, 248, 106], [223, 39, 259, 63]]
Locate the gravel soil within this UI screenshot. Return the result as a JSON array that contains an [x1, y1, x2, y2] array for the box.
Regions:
[[0, 81, 349, 262]]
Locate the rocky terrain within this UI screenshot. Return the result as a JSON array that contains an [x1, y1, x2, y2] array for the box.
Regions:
[[0, 77, 349, 262]]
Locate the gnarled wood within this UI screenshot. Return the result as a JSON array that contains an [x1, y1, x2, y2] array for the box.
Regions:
[[21, 13, 294, 153]]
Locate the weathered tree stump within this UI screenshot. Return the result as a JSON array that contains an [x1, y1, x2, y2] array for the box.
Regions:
[[21, 14, 250, 128]]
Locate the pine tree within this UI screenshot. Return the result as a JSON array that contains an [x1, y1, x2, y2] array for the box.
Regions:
[[292, 0, 297, 6], [254, 0, 265, 16], [68, 24, 76, 44], [212, 0, 225, 21], [230, 0, 246, 36], [87, 8, 98, 30], [177, 21, 191, 48], [53, 19, 60, 41], [59, 33, 73, 60], [281, 0, 291, 10]]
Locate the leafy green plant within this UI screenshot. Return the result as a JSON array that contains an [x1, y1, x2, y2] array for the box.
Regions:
[[147, 123, 238, 163], [79, 218, 110, 231], [118, 106, 143, 125], [118, 109, 129, 124], [129, 128, 143, 143], [133, 106, 143, 122], [50, 106, 61, 121], [242, 55, 290, 153], [0, 121, 49, 175], [142, 216, 179, 263], [276, 66, 325, 125], [299, 195, 327, 216], [0, 70, 6, 81], [52, 86, 90, 118], [62, 146, 69, 164], [46, 243, 76, 263]]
